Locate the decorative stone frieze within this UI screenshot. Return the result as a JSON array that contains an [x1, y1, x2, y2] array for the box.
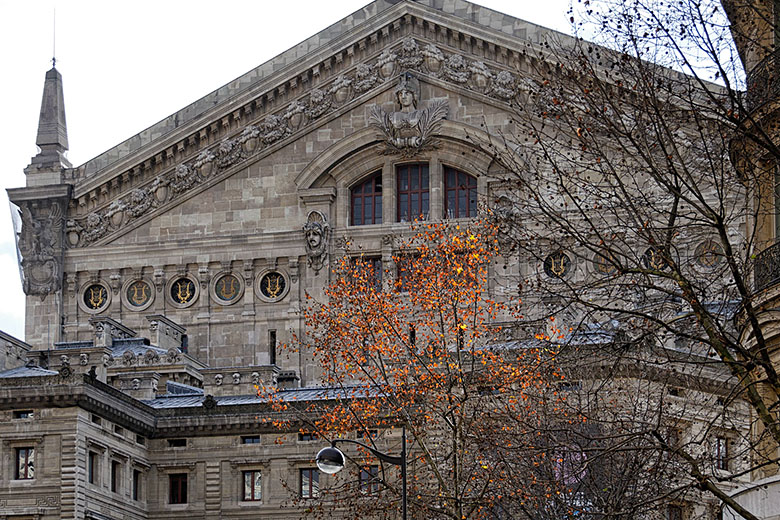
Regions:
[[66, 36, 529, 247]]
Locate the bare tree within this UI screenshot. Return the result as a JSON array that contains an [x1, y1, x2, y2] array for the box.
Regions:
[[472, 1, 780, 518]]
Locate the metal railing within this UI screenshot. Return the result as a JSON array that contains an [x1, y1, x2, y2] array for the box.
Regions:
[[754, 240, 780, 292]]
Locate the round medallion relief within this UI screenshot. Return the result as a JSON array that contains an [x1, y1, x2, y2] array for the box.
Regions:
[[210, 273, 244, 306], [79, 282, 110, 313], [693, 240, 724, 270], [642, 247, 669, 271], [121, 279, 154, 311], [593, 251, 618, 276], [255, 270, 289, 303], [543, 251, 571, 279], [167, 276, 198, 308]]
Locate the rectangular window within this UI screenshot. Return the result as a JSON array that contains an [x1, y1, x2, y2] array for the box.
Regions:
[[298, 432, 317, 441], [169, 473, 188, 504], [351, 171, 383, 226], [168, 438, 187, 448], [16, 447, 34, 479], [133, 469, 141, 501], [715, 436, 729, 470], [269, 329, 277, 366], [91, 415, 101, 425], [13, 410, 33, 419], [397, 163, 429, 222], [359, 465, 380, 494], [444, 166, 477, 218], [300, 468, 320, 498], [88, 451, 97, 484], [136, 435, 146, 445], [243, 470, 262, 501], [242, 435, 261, 444], [111, 460, 121, 493], [114, 425, 124, 436]]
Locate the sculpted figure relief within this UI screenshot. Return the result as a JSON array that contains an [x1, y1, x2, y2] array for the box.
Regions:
[[303, 211, 330, 274], [369, 72, 448, 157], [16, 201, 66, 298]]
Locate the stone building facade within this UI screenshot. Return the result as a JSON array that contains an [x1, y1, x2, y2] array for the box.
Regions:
[[0, 0, 751, 518]]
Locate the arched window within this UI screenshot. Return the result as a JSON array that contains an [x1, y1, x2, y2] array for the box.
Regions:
[[351, 171, 383, 226], [397, 163, 429, 222], [444, 166, 477, 218]]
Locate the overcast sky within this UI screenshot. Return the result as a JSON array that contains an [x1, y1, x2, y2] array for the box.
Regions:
[[0, 0, 573, 342]]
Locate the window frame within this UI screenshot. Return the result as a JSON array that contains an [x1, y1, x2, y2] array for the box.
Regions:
[[299, 467, 320, 499], [715, 436, 729, 470], [351, 171, 383, 226], [358, 465, 380, 494], [396, 163, 429, 222], [132, 469, 142, 501], [88, 451, 98, 485], [169, 473, 188, 504], [111, 460, 121, 493], [242, 470, 263, 502], [15, 447, 34, 480], [443, 166, 477, 219]]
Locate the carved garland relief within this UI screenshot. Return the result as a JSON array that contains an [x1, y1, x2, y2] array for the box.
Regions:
[[65, 37, 530, 248]]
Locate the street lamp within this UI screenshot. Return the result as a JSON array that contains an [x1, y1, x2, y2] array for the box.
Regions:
[[315, 427, 407, 520]]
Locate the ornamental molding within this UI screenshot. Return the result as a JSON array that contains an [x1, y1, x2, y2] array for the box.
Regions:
[[65, 33, 537, 248]]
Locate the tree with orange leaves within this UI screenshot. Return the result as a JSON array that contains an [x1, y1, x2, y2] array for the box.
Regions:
[[269, 220, 580, 519]]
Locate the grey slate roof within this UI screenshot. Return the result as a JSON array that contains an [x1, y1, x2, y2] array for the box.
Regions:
[[0, 365, 58, 378], [142, 385, 378, 409]]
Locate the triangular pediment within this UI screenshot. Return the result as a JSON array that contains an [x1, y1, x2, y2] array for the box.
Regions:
[[64, 0, 567, 249]]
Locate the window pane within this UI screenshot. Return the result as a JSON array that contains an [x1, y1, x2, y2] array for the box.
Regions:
[[311, 470, 319, 497], [365, 198, 372, 224], [375, 198, 382, 223], [421, 165, 429, 188], [422, 192, 429, 217], [410, 169, 418, 190], [353, 198, 362, 226], [411, 193, 418, 216]]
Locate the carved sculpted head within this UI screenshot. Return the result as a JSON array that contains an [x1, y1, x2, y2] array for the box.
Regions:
[[395, 72, 420, 110], [232, 372, 241, 385], [79, 353, 88, 366], [214, 373, 223, 386], [132, 378, 140, 390], [303, 211, 329, 263]]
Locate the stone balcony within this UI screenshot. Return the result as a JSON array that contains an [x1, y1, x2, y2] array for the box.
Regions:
[[754, 240, 780, 293]]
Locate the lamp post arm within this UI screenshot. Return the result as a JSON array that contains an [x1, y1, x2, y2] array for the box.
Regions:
[[331, 438, 403, 466]]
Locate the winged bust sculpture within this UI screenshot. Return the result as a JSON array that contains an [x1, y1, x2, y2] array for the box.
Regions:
[[369, 72, 448, 157]]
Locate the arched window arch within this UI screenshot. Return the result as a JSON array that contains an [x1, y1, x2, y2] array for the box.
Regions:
[[444, 166, 477, 218], [351, 171, 383, 226]]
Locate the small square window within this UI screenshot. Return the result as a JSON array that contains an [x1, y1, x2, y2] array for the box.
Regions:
[[242, 435, 261, 444], [169, 473, 188, 504], [16, 447, 34, 480], [114, 425, 124, 436], [298, 432, 318, 442], [13, 410, 33, 419], [91, 415, 101, 425], [136, 435, 146, 445], [243, 470, 262, 501], [300, 468, 319, 498]]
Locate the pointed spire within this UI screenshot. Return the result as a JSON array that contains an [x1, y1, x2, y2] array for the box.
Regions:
[[35, 66, 69, 157], [26, 65, 71, 183]]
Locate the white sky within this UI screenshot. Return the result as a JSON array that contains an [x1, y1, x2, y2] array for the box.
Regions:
[[0, 0, 572, 342]]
